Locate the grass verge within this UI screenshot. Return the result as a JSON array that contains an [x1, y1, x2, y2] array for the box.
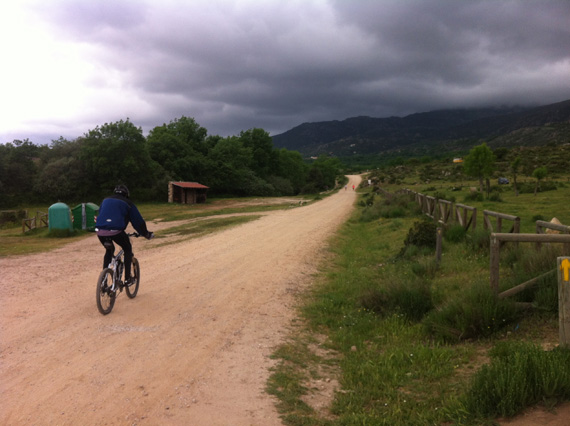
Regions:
[[267, 183, 569, 425]]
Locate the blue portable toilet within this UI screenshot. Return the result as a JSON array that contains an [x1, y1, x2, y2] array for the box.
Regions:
[[48, 202, 73, 232]]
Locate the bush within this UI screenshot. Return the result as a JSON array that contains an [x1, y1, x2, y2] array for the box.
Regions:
[[464, 191, 483, 202], [489, 191, 503, 202], [506, 245, 561, 309], [411, 257, 439, 279], [403, 220, 438, 249], [359, 193, 418, 222], [0, 209, 27, 226], [468, 227, 491, 252], [462, 342, 570, 419], [423, 283, 519, 342], [360, 276, 434, 322], [444, 224, 467, 243], [518, 181, 557, 194]]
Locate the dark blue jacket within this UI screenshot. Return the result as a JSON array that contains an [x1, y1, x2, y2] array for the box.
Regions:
[[95, 194, 149, 236]]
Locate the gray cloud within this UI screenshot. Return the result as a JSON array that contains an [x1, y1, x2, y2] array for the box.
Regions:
[[3, 0, 570, 144]]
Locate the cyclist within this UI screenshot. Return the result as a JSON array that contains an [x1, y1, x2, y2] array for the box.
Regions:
[[95, 184, 153, 288]]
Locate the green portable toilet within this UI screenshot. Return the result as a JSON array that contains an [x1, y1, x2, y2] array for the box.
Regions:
[[48, 202, 73, 232], [72, 202, 99, 231]]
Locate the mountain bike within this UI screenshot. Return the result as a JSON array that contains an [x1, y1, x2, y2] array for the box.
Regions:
[[96, 232, 141, 315]]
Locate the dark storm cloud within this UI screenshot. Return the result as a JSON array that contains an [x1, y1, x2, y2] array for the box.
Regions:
[[18, 0, 570, 141]]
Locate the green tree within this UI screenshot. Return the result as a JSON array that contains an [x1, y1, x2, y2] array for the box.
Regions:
[[275, 149, 308, 195], [147, 116, 210, 182], [207, 136, 255, 194], [493, 147, 509, 161], [238, 128, 278, 180], [510, 156, 522, 196], [532, 166, 547, 196], [0, 139, 43, 205], [463, 143, 495, 194], [305, 155, 342, 192], [80, 119, 159, 199]]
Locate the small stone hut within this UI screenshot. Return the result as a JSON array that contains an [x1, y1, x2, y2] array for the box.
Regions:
[[168, 182, 209, 204]]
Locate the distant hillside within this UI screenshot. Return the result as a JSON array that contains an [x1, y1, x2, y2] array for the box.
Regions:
[[271, 99, 570, 158]]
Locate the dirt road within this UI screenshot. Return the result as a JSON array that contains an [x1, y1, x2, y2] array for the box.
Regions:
[[0, 176, 362, 426]]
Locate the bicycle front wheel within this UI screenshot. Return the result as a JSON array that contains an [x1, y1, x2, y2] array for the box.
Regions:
[[125, 257, 140, 299], [96, 268, 116, 315]]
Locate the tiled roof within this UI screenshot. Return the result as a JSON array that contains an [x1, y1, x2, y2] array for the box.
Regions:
[[171, 182, 209, 189]]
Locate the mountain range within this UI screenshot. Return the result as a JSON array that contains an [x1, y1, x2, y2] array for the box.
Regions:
[[271, 99, 570, 158]]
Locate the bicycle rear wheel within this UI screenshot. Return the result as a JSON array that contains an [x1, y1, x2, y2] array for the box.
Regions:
[[96, 268, 116, 314], [125, 257, 140, 299]]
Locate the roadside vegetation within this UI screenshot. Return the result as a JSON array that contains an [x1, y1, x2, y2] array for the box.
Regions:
[[268, 156, 570, 424], [0, 197, 311, 256]]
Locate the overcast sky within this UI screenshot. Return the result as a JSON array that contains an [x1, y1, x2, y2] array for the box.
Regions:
[[1, 0, 569, 145]]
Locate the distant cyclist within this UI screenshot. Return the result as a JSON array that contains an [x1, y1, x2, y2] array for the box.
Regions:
[[95, 184, 153, 287]]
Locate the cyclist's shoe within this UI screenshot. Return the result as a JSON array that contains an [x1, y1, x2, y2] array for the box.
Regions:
[[125, 277, 135, 287]]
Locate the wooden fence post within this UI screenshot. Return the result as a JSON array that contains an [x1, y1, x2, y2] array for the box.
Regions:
[[490, 234, 500, 294], [559, 257, 570, 347]]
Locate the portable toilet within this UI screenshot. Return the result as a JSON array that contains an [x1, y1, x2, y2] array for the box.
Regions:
[[48, 202, 73, 232], [72, 202, 99, 231]]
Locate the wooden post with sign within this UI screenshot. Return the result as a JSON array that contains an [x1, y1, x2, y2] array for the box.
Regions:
[[559, 257, 570, 347]]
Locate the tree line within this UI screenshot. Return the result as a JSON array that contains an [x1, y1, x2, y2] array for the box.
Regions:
[[0, 117, 343, 207]]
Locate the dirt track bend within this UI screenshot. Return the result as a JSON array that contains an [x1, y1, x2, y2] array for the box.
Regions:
[[0, 175, 362, 426]]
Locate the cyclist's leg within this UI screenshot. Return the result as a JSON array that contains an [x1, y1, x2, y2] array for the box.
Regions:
[[98, 236, 115, 269], [113, 232, 133, 280]]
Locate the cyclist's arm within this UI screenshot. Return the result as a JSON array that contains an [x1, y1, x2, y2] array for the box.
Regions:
[[129, 204, 150, 237]]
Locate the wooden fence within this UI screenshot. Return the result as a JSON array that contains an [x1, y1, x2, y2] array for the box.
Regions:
[[535, 220, 570, 252], [490, 233, 570, 296], [22, 211, 48, 233], [483, 210, 520, 234], [454, 203, 477, 231]]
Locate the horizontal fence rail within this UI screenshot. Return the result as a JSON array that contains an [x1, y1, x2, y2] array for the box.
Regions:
[[454, 203, 477, 231], [22, 211, 49, 233], [483, 210, 520, 234], [490, 233, 570, 295]]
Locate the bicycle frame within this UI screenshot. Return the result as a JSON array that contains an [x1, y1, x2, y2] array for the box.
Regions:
[[107, 232, 139, 291], [96, 232, 142, 315], [108, 250, 125, 291]]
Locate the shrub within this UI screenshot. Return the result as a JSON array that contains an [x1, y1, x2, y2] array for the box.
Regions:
[[462, 342, 570, 419], [444, 224, 467, 243], [359, 194, 417, 222], [361, 276, 434, 322], [464, 191, 484, 202], [468, 227, 491, 252], [411, 257, 439, 279], [506, 245, 561, 309], [403, 220, 438, 249], [433, 191, 447, 200], [359, 288, 388, 316], [423, 283, 519, 342], [488, 191, 503, 202], [517, 181, 557, 194]]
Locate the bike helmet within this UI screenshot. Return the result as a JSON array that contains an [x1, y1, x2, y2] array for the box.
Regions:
[[114, 184, 130, 198]]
